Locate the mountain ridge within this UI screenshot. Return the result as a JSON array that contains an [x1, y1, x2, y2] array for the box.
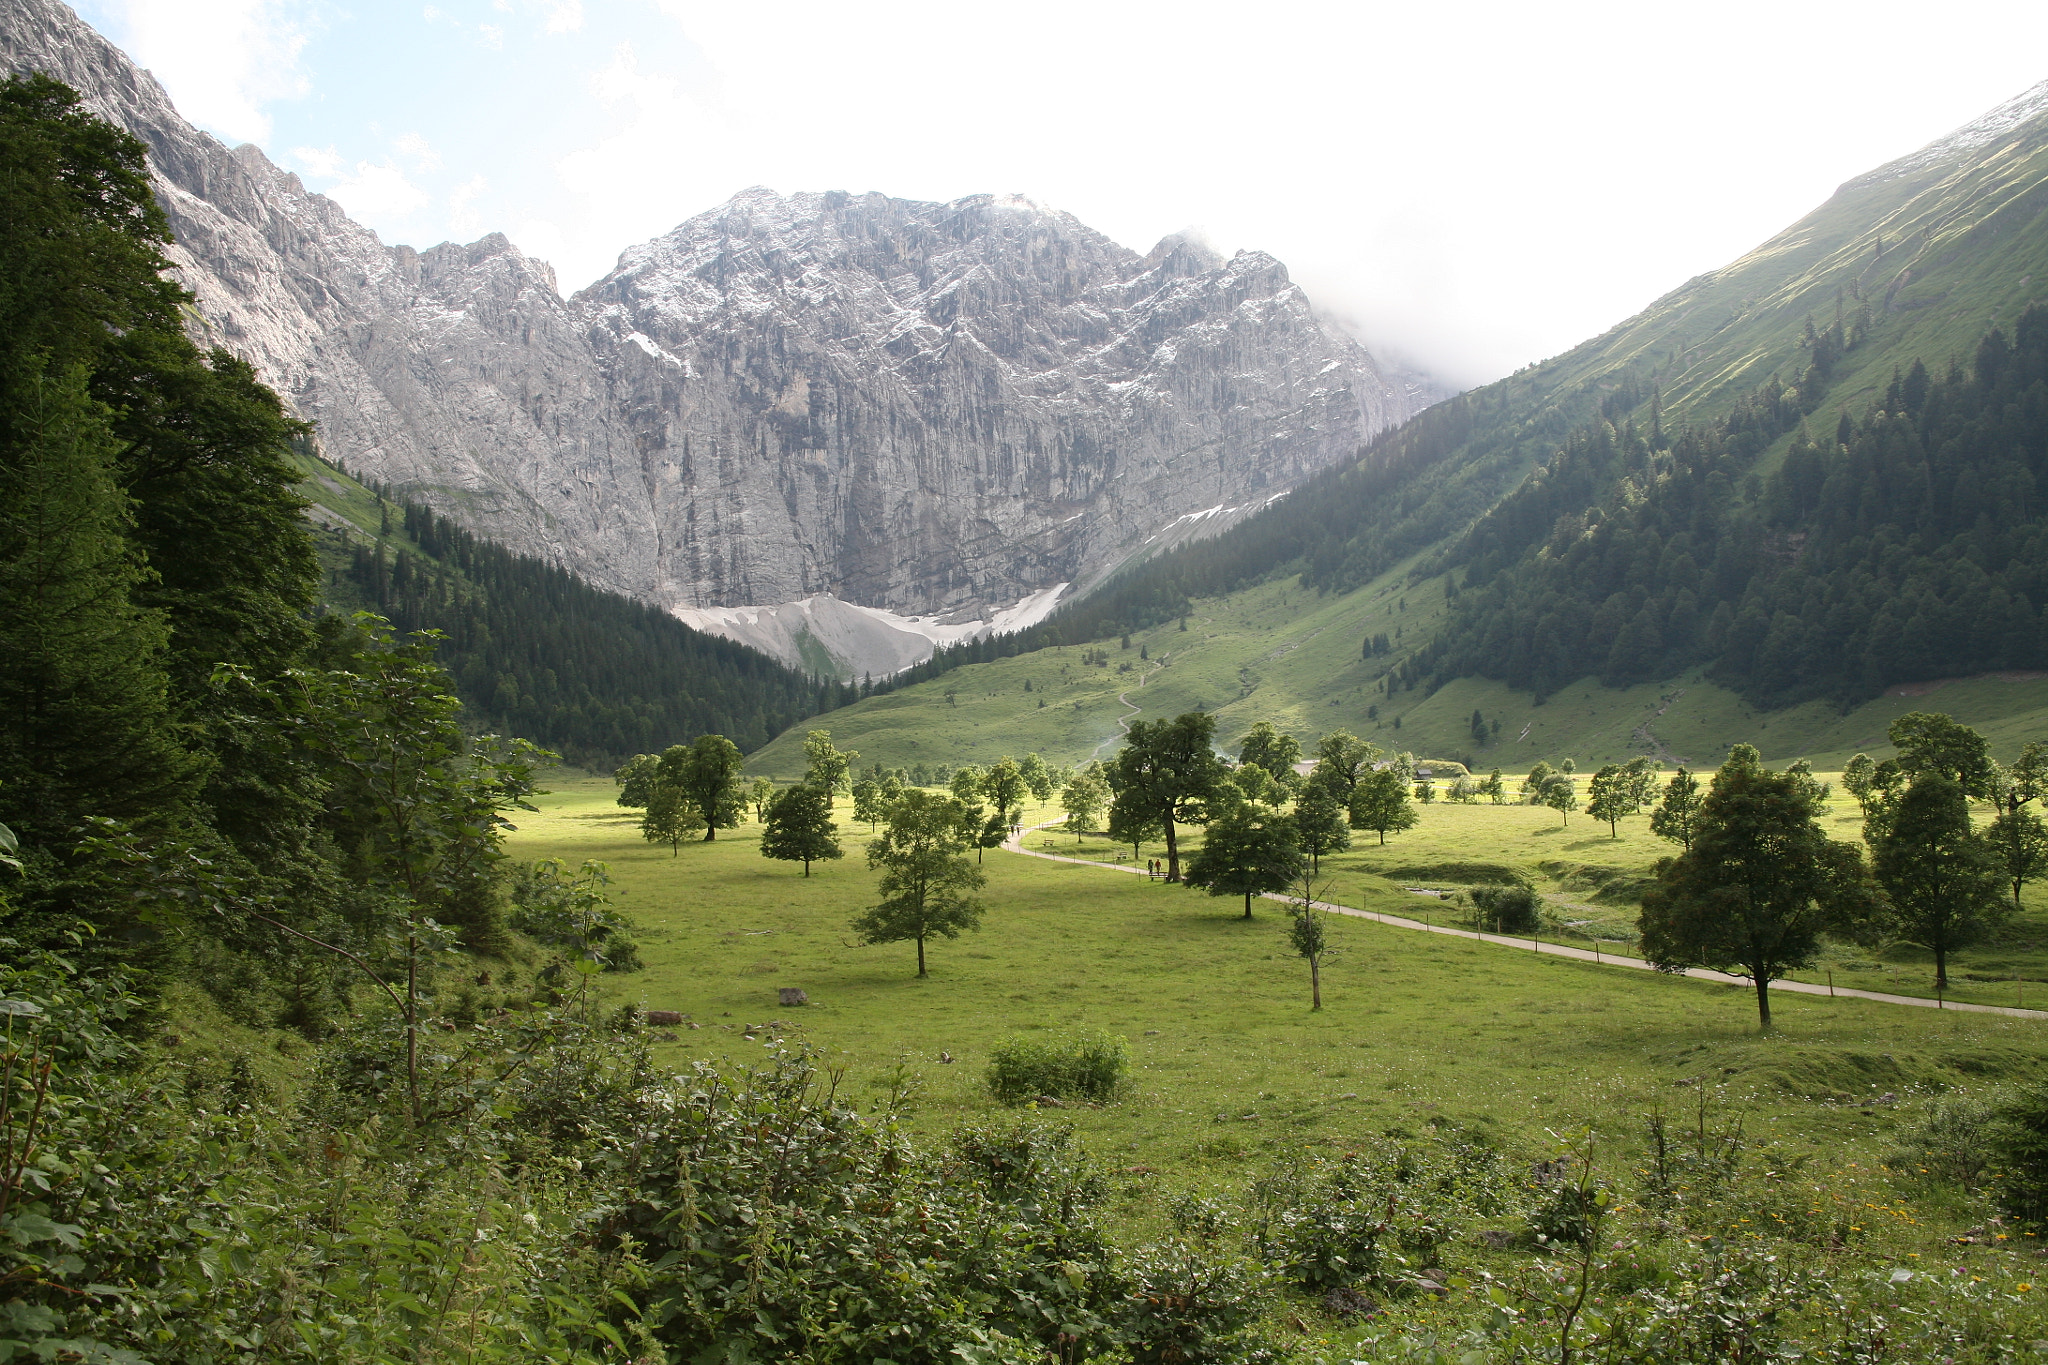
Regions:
[[0, 0, 1443, 679]]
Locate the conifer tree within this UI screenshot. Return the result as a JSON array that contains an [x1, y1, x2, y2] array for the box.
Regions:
[[0, 360, 203, 842]]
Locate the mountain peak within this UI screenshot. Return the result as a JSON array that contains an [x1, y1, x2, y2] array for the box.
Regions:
[[1844, 76, 2048, 191]]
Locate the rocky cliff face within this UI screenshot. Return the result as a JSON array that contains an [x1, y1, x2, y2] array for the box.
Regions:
[[2, 0, 1442, 671]]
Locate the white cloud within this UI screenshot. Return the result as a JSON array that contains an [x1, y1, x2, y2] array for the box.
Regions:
[[540, 0, 583, 34], [477, 23, 505, 50], [534, 42, 743, 285], [448, 174, 489, 237], [394, 131, 442, 171], [102, 0, 311, 143], [326, 160, 430, 221], [290, 144, 344, 178]]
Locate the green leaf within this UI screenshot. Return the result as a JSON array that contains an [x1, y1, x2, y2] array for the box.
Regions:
[[6, 1212, 85, 1248]]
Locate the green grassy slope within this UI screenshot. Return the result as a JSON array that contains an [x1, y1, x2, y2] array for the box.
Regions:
[[749, 547, 2048, 777], [1544, 99, 2048, 432]]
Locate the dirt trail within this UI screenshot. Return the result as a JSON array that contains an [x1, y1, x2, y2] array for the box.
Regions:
[[999, 822, 2047, 1021], [1088, 665, 1162, 760]]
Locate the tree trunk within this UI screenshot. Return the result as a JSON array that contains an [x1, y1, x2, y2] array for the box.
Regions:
[[916, 934, 927, 978], [1933, 937, 1949, 991], [1378, 829, 1386, 845], [704, 824, 716, 840], [1164, 818, 1181, 882], [1754, 973, 1773, 1030], [802, 858, 810, 877], [1310, 956, 1321, 1011], [1243, 890, 1253, 919]]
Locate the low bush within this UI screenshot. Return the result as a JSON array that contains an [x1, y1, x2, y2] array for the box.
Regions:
[[1887, 1091, 2003, 1189], [985, 1029, 1128, 1105], [1992, 1080, 2048, 1225], [1469, 883, 1542, 934], [1250, 1135, 1515, 1292]]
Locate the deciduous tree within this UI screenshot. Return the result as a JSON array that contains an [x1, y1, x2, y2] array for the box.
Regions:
[[1649, 768, 1703, 850], [981, 757, 1027, 827], [1587, 765, 1630, 837], [1348, 767, 1418, 846], [664, 733, 746, 840], [803, 729, 856, 795], [1989, 806, 2048, 913], [854, 790, 985, 977], [1888, 711, 1994, 796], [1238, 721, 1303, 785], [1638, 746, 1878, 1028], [1309, 731, 1379, 804], [1842, 753, 1877, 816], [613, 753, 659, 808], [1061, 766, 1110, 837], [641, 782, 705, 855], [1182, 806, 1303, 918], [1871, 774, 2008, 990], [1109, 712, 1225, 882], [1541, 774, 1579, 826], [760, 783, 841, 876], [1286, 876, 1331, 1010]]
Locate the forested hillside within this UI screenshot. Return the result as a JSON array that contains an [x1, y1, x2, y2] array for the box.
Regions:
[[1425, 310, 2048, 706], [333, 494, 842, 765]]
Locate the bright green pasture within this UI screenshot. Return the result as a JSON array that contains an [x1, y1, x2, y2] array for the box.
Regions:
[[742, 555, 2048, 783], [1032, 785, 2048, 1013], [516, 779, 2048, 1194]]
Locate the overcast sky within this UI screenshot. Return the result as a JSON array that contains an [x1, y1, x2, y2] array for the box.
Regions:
[[72, 0, 2048, 389]]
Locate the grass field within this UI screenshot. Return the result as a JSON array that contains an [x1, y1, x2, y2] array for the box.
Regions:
[[509, 774, 2048, 1352], [742, 557, 2048, 784]]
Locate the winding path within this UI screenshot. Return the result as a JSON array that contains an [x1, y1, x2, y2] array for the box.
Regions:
[[1000, 822, 2047, 1022], [1087, 664, 1164, 761]]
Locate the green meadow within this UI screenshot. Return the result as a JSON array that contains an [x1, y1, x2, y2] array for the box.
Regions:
[[743, 558, 2048, 783], [513, 775, 2048, 1348]]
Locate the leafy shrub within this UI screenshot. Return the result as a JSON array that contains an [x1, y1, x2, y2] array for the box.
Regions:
[[608, 1047, 1142, 1362], [509, 857, 641, 972], [1887, 1091, 2002, 1188], [1251, 1137, 1513, 1291], [1469, 882, 1542, 934], [1113, 1238, 1276, 1365], [985, 1029, 1128, 1105], [1991, 1080, 2048, 1225]]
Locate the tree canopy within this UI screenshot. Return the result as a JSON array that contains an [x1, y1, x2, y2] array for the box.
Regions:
[[1638, 746, 1877, 1027], [1182, 805, 1304, 919], [854, 790, 985, 977], [1108, 712, 1225, 882]]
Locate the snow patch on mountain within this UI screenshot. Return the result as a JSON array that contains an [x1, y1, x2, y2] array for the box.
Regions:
[[672, 582, 1071, 680]]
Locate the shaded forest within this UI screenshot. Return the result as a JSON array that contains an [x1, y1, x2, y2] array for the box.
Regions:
[[338, 498, 847, 766]]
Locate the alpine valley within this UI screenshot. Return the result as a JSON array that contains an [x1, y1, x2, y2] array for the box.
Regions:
[[6, 0, 2048, 774]]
